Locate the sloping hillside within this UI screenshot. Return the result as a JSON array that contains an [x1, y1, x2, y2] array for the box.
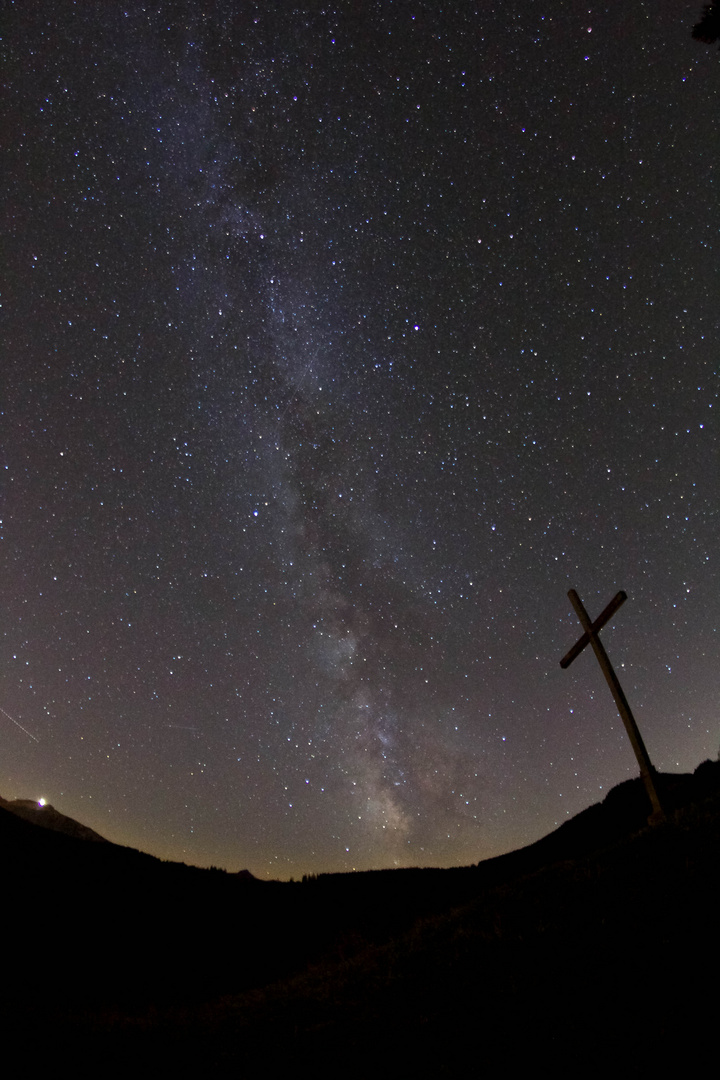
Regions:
[[3, 762, 718, 1072], [0, 795, 108, 843]]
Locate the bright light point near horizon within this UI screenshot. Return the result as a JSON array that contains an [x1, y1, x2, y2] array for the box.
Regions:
[[38, 799, 46, 807]]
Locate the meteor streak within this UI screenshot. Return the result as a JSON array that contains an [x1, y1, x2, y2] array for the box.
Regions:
[[0, 706, 39, 743]]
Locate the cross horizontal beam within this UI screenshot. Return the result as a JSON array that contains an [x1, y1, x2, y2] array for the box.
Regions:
[[560, 590, 627, 669]]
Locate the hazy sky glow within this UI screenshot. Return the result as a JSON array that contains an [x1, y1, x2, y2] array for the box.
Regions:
[[3, 2, 719, 877]]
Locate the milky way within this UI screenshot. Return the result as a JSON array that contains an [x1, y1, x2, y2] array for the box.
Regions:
[[3, 2, 719, 876]]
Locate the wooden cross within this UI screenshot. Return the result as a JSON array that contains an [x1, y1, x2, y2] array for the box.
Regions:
[[560, 589, 665, 824]]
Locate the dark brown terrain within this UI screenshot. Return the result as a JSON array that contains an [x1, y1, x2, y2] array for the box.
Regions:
[[2, 761, 718, 1073]]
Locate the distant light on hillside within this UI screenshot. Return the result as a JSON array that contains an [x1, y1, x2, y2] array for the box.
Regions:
[[38, 798, 46, 807]]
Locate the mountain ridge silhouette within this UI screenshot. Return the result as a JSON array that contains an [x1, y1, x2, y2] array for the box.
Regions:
[[2, 759, 718, 1071]]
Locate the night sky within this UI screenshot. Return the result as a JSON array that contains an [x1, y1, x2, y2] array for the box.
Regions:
[[3, 2, 719, 878]]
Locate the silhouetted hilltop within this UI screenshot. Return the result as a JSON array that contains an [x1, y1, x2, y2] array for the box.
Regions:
[[235, 867, 258, 881], [468, 758, 720, 887], [0, 795, 108, 843]]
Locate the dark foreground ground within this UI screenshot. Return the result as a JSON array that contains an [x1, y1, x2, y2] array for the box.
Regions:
[[2, 763, 718, 1074]]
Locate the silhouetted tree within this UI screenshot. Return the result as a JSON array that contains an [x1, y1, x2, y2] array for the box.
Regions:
[[693, 3, 720, 45]]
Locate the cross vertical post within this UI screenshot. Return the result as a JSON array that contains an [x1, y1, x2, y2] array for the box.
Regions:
[[560, 589, 665, 824]]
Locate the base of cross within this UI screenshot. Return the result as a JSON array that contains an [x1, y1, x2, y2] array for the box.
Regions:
[[640, 767, 667, 827], [641, 764, 667, 826]]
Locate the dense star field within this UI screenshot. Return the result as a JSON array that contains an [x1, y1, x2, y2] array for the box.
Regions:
[[3, 2, 719, 877]]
